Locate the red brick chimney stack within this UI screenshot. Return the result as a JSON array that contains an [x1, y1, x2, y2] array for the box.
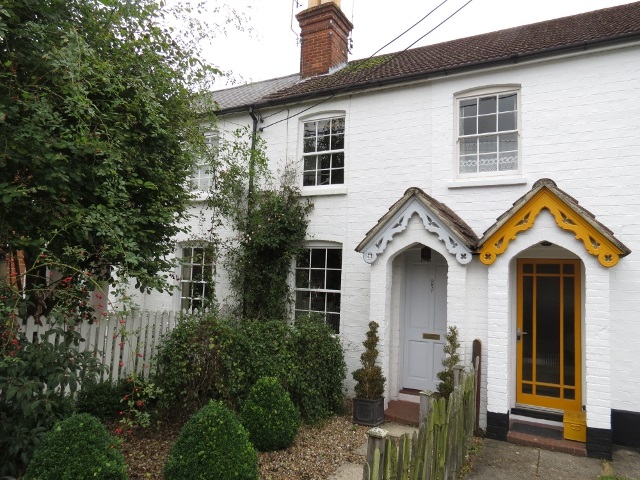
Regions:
[[296, 0, 354, 79]]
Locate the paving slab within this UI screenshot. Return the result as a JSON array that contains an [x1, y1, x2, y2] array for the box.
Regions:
[[464, 439, 540, 480], [611, 445, 640, 480], [328, 462, 363, 480], [536, 448, 603, 480]]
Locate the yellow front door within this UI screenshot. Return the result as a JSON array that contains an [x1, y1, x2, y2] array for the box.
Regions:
[[517, 259, 581, 411]]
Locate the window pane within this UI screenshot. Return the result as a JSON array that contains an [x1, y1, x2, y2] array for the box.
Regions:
[[304, 156, 317, 171], [317, 120, 331, 135], [317, 135, 330, 152], [331, 133, 344, 150], [311, 291, 326, 311], [297, 250, 310, 268], [460, 117, 476, 136], [327, 292, 341, 312], [296, 291, 310, 310], [332, 168, 344, 185], [326, 313, 340, 334], [303, 172, 316, 186], [303, 122, 316, 137], [310, 269, 325, 289], [326, 269, 341, 290], [296, 269, 309, 288], [478, 154, 497, 172], [319, 154, 331, 169], [478, 115, 496, 134], [460, 99, 477, 117], [499, 133, 518, 152], [326, 249, 342, 269], [499, 152, 518, 171], [479, 96, 497, 114], [333, 152, 345, 168], [563, 264, 575, 274], [479, 135, 497, 154], [311, 249, 326, 268], [303, 137, 316, 153], [498, 111, 516, 131], [460, 138, 477, 155], [459, 155, 478, 173], [319, 170, 331, 185], [331, 118, 345, 134], [499, 93, 517, 112]]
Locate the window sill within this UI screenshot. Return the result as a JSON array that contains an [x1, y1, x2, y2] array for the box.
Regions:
[[447, 176, 527, 189], [301, 185, 348, 197]]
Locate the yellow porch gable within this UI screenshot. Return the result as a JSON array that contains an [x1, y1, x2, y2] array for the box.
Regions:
[[480, 187, 626, 268]]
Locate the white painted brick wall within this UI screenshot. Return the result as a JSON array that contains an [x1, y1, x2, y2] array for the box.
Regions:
[[139, 45, 640, 423]]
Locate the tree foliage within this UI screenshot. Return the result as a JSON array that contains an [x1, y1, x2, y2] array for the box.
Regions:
[[0, 0, 221, 306]]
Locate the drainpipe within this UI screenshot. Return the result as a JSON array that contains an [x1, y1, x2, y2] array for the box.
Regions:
[[242, 107, 260, 318]]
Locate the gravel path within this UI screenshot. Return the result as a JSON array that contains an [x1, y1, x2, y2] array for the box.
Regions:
[[118, 408, 369, 479]]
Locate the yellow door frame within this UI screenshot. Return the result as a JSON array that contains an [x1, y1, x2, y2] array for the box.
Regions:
[[516, 259, 582, 412]]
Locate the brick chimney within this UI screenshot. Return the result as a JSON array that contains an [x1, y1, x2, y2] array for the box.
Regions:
[[296, 0, 353, 79]]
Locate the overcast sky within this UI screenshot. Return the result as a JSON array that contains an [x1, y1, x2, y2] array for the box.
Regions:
[[204, 0, 634, 88]]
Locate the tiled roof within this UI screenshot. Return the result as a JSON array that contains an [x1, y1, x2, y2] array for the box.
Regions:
[[209, 74, 300, 112], [213, 1, 640, 111]]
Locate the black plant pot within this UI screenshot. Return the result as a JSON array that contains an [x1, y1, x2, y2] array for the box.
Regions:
[[352, 397, 385, 427]]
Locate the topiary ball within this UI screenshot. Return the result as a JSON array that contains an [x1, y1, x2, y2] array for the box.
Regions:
[[240, 376, 300, 451], [165, 400, 258, 480], [23, 413, 127, 480]]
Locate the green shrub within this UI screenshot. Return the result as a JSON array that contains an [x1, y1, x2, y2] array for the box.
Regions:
[[240, 377, 300, 451], [0, 336, 102, 477], [75, 379, 126, 420], [23, 413, 127, 480], [154, 313, 234, 409], [155, 313, 346, 423], [289, 315, 347, 423], [165, 400, 258, 480]]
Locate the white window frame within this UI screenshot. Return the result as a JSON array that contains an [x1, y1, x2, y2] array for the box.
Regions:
[[294, 245, 342, 334], [178, 243, 215, 312], [455, 85, 521, 179], [189, 132, 218, 193], [300, 112, 346, 190]]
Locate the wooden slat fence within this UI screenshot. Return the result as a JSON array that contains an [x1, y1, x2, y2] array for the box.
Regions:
[[18, 309, 183, 383], [364, 362, 478, 480]]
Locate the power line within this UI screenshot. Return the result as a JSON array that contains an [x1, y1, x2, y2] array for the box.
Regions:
[[260, 0, 474, 132], [260, 0, 450, 123]]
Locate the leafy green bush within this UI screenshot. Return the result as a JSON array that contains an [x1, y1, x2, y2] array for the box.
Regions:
[[75, 379, 126, 420], [240, 377, 300, 451], [289, 315, 347, 423], [0, 333, 102, 477], [165, 400, 258, 480], [23, 413, 127, 480], [155, 313, 346, 423], [154, 313, 235, 409]]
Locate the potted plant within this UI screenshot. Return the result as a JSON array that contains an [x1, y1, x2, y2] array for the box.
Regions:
[[352, 321, 386, 426]]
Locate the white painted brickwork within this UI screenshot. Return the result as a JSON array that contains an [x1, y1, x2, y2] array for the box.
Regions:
[[140, 44, 640, 428]]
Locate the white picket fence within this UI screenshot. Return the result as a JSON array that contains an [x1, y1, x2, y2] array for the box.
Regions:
[[19, 309, 183, 383]]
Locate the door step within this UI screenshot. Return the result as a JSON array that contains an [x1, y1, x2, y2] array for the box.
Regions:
[[385, 400, 420, 426], [507, 418, 587, 457]]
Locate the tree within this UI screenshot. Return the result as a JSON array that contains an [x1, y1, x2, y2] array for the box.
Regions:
[[0, 0, 224, 311]]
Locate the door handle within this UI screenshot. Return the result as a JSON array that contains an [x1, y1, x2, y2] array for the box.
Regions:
[[517, 328, 528, 342]]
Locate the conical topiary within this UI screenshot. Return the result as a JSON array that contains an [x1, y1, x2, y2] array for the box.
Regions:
[[352, 321, 386, 399]]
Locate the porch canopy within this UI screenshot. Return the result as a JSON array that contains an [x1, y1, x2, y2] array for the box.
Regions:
[[355, 187, 478, 265]]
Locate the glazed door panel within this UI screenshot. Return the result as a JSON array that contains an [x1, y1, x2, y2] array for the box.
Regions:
[[517, 260, 581, 411]]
